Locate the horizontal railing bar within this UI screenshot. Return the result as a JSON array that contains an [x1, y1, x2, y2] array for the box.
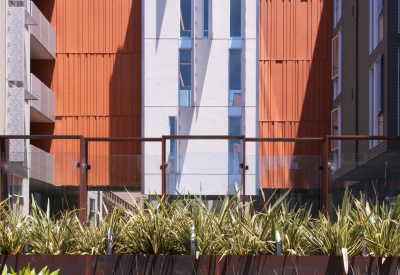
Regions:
[[86, 137, 162, 142], [328, 135, 400, 140], [162, 135, 245, 140], [0, 135, 82, 139], [246, 138, 325, 142]]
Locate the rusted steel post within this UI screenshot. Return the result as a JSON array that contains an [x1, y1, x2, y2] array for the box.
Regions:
[[324, 135, 330, 217], [0, 138, 7, 202], [161, 136, 166, 199], [0, 138, 10, 201], [242, 136, 246, 205], [79, 136, 88, 223]]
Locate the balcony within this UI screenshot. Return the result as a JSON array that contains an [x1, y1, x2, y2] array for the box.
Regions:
[[30, 1, 56, 59], [30, 145, 55, 185], [30, 74, 56, 122]]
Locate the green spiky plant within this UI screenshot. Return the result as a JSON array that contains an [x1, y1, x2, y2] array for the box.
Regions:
[[0, 187, 399, 257], [1, 264, 59, 275]]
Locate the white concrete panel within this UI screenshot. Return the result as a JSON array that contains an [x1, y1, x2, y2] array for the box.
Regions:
[[175, 175, 229, 195], [177, 151, 228, 174], [144, 174, 162, 194], [245, 175, 257, 195], [144, 107, 178, 137], [211, 0, 229, 39], [144, 39, 179, 107], [195, 40, 229, 107], [244, 107, 256, 139], [244, 39, 257, 107], [144, 0, 179, 39], [244, 0, 257, 39], [179, 107, 228, 138]]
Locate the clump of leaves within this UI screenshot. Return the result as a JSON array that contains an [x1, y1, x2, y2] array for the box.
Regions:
[[1, 264, 59, 275]]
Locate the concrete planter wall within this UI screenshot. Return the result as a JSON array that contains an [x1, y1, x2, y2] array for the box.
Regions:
[[0, 255, 399, 275]]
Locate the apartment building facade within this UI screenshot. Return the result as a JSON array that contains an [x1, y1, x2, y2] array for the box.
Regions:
[[0, 0, 334, 215], [330, 0, 400, 204]]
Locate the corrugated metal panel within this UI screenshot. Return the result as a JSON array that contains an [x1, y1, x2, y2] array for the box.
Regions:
[[31, 115, 141, 187], [32, 0, 140, 54], [259, 0, 332, 61], [259, 0, 333, 189], [30, 0, 142, 187]]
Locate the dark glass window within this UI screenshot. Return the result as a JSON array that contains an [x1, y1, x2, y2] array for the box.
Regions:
[[229, 117, 241, 174], [180, 0, 192, 38], [179, 50, 192, 106], [204, 0, 209, 38], [230, 0, 241, 37], [229, 50, 241, 106]]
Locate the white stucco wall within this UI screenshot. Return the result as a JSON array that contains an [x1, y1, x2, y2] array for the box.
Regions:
[[143, 0, 258, 196]]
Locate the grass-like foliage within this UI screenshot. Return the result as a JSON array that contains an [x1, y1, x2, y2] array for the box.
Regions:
[[1, 264, 59, 275], [0, 188, 399, 256]]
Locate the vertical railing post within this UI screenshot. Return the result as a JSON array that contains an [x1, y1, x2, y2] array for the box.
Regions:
[[242, 136, 246, 206], [79, 136, 88, 223], [161, 136, 166, 199], [0, 138, 9, 203], [324, 135, 330, 217]]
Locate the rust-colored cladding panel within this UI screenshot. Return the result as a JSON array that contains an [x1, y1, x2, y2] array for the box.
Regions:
[[259, 0, 333, 189], [30, 0, 142, 187]]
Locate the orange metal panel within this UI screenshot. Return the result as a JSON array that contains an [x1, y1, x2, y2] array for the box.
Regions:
[[259, 0, 333, 189], [30, 0, 142, 187]]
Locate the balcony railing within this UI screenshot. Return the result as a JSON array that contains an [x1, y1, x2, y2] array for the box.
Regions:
[[30, 1, 56, 59], [30, 144, 55, 185], [30, 74, 56, 122]]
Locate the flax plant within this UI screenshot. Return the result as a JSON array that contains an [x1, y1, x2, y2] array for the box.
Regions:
[[303, 187, 362, 256], [0, 199, 27, 254], [26, 200, 81, 254], [351, 193, 400, 258]]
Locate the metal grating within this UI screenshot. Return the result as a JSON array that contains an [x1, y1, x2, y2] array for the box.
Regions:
[[7, 88, 25, 161], [48, 89, 56, 121], [30, 74, 42, 110], [30, 144, 55, 185], [7, 7, 25, 81], [30, 2, 41, 42]]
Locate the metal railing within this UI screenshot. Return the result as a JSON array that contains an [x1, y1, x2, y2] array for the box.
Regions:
[[2, 135, 400, 222]]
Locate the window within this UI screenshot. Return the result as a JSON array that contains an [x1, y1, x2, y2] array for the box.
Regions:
[[203, 0, 209, 38], [370, 0, 383, 53], [229, 50, 241, 106], [331, 108, 339, 150], [8, 174, 22, 196], [169, 117, 177, 171], [334, 0, 342, 26], [331, 107, 341, 169], [230, 0, 241, 37], [180, 0, 192, 38], [229, 117, 241, 175], [332, 33, 341, 98], [369, 55, 383, 148], [89, 198, 95, 221], [179, 50, 192, 106]]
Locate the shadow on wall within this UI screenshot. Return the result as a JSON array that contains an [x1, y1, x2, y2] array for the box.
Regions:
[[259, 0, 333, 190], [30, 0, 142, 188], [107, 0, 142, 187]]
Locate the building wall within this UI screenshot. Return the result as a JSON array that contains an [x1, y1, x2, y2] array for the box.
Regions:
[[143, 0, 258, 195], [259, 0, 333, 188], [30, 0, 142, 187], [0, 1, 6, 136]]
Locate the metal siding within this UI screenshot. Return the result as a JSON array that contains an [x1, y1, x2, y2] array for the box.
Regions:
[[259, 0, 333, 189], [30, 0, 142, 187]]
